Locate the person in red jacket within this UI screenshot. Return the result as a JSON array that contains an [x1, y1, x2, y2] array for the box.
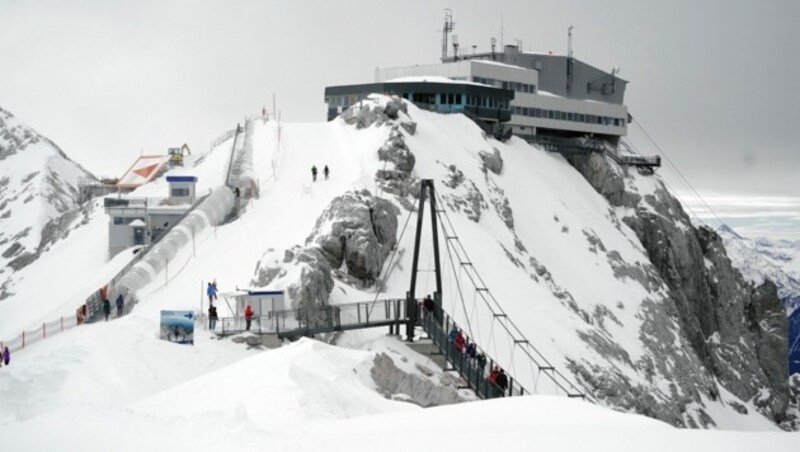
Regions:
[[454, 329, 466, 352], [244, 304, 254, 331], [487, 365, 499, 383]]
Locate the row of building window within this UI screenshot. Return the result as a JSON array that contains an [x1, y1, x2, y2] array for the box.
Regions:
[[512, 106, 624, 127], [472, 77, 536, 94]]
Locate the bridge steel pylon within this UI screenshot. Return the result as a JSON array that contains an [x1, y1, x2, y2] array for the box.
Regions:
[[406, 179, 443, 342]]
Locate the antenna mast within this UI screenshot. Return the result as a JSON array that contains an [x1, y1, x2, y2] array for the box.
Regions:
[[567, 26, 575, 92], [501, 13, 504, 47], [568, 25, 574, 59], [441, 9, 455, 61], [452, 34, 460, 61]]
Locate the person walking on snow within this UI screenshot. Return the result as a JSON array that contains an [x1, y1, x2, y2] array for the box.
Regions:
[[323, 165, 330, 180], [115, 293, 124, 317], [208, 304, 218, 331], [102, 297, 111, 322], [3, 346, 10, 366], [207, 282, 218, 305], [311, 165, 318, 182], [244, 304, 254, 331]]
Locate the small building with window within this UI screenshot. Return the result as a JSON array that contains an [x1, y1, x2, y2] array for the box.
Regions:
[[104, 175, 200, 258]]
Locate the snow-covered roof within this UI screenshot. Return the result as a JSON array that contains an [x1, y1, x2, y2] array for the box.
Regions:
[[117, 155, 170, 188], [129, 219, 146, 227], [385, 76, 492, 88]]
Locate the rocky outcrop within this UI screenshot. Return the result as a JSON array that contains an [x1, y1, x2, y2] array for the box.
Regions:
[[370, 353, 464, 407], [308, 190, 399, 285], [478, 148, 504, 175], [252, 189, 400, 311], [567, 151, 792, 425]]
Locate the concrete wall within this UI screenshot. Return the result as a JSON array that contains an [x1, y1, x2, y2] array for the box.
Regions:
[[444, 47, 627, 105], [107, 207, 147, 258], [509, 93, 628, 137]]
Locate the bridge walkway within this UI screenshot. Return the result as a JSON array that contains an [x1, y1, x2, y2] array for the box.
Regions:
[[215, 298, 536, 399]]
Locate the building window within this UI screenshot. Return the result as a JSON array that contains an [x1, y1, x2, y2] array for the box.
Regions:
[[172, 188, 190, 197], [114, 217, 124, 225], [522, 107, 529, 116]]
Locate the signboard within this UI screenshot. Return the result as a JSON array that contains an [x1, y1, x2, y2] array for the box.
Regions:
[[160, 310, 194, 345]]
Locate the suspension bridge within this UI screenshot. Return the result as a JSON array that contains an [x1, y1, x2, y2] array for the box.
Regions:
[[216, 179, 589, 402]]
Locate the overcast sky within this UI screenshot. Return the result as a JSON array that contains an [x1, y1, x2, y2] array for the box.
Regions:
[[1, 0, 798, 235]]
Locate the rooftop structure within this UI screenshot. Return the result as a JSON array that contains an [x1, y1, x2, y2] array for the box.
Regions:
[[374, 56, 629, 144]]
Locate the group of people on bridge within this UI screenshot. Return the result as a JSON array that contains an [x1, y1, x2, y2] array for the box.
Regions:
[[422, 294, 510, 396]]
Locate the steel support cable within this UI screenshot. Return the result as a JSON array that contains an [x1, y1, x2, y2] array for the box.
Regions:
[[368, 207, 414, 317], [434, 193, 588, 399], [439, 213, 475, 339], [632, 119, 727, 228]]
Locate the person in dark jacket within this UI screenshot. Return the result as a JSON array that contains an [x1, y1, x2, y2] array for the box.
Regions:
[[208, 305, 218, 330], [311, 165, 318, 182], [422, 295, 434, 318], [115, 293, 124, 317], [495, 368, 509, 396], [323, 165, 330, 180], [3, 346, 10, 366], [102, 298, 111, 321], [466, 342, 477, 360], [476, 353, 487, 373]]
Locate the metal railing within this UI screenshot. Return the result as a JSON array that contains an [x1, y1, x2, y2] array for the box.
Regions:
[[420, 308, 524, 399], [214, 298, 408, 337], [527, 135, 607, 154], [0, 316, 79, 353]]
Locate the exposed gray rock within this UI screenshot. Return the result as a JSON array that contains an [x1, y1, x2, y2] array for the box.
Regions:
[[479, 148, 504, 175], [307, 190, 400, 284], [376, 124, 416, 197], [286, 246, 335, 311], [567, 148, 793, 426], [568, 153, 640, 208], [370, 353, 464, 407]]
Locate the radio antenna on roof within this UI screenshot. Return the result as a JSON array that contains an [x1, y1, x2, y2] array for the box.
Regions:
[[441, 9, 455, 61]]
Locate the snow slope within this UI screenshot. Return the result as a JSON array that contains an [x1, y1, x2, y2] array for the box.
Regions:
[[0, 98, 797, 449], [0, 106, 94, 301]]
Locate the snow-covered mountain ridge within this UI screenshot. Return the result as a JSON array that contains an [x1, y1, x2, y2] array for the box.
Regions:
[[0, 96, 797, 449], [0, 106, 95, 300]]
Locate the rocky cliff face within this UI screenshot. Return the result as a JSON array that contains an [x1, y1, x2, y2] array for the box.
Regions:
[[717, 226, 800, 376], [0, 106, 95, 300], [568, 152, 793, 426]]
